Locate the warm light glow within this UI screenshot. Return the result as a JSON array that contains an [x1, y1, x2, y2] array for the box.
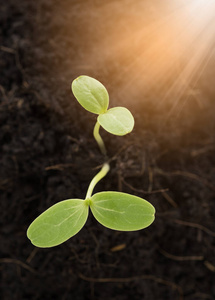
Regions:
[[60, 0, 215, 113], [110, 0, 215, 111]]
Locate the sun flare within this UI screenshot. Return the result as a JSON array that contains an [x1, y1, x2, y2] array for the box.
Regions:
[[62, 0, 215, 112], [111, 0, 215, 110]]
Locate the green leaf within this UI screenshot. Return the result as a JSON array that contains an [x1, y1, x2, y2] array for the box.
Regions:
[[71, 75, 109, 114], [27, 199, 88, 248], [90, 192, 155, 231], [98, 107, 134, 136]]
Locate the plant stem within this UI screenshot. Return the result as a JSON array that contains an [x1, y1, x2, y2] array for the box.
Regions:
[[93, 121, 107, 155], [85, 163, 110, 199]]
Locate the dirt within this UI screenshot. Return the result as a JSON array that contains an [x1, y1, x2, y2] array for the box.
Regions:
[[1, 1, 215, 299]]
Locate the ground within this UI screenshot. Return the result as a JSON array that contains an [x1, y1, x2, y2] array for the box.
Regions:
[[1, 1, 215, 299]]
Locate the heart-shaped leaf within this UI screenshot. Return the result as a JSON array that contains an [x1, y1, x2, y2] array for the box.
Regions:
[[71, 75, 109, 114], [27, 199, 88, 248], [90, 192, 155, 231], [98, 107, 134, 136]]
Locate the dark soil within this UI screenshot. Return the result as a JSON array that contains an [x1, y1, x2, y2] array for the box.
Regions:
[[1, 1, 215, 299]]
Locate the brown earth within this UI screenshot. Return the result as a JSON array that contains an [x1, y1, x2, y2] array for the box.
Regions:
[[1, 1, 215, 299]]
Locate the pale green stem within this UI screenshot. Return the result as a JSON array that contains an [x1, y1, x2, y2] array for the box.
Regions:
[[85, 163, 110, 199], [93, 121, 107, 156]]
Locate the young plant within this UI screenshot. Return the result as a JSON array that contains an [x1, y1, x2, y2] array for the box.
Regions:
[[27, 75, 155, 248]]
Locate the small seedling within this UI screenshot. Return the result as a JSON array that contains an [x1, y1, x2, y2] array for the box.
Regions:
[[27, 75, 155, 248]]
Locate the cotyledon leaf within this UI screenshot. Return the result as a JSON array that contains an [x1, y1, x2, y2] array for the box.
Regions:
[[27, 199, 88, 248], [71, 75, 109, 114], [90, 192, 155, 231], [98, 107, 134, 136]]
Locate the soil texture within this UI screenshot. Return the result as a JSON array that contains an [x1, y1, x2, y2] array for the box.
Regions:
[[1, 1, 215, 299]]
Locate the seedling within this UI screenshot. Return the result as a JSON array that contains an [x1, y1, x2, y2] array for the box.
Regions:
[[27, 76, 155, 248]]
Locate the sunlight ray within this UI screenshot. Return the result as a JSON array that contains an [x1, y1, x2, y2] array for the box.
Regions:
[[111, 0, 215, 109]]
